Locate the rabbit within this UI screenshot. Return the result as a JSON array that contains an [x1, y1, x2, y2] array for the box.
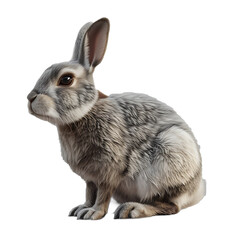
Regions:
[[27, 17, 206, 220]]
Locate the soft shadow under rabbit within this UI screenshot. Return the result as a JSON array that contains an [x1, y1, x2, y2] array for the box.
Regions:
[[27, 18, 206, 220]]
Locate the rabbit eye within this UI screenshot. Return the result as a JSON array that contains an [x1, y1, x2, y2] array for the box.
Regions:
[[59, 74, 73, 86]]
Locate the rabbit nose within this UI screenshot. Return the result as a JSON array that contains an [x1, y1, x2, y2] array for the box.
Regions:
[[27, 90, 38, 103]]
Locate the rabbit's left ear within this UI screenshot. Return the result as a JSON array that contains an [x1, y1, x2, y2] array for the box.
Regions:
[[72, 18, 110, 72]]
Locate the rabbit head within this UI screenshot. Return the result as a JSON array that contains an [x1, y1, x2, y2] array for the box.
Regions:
[[27, 18, 110, 125]]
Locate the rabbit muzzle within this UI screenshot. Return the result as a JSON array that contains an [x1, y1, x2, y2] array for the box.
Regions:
[[27, 90, 59, 121]]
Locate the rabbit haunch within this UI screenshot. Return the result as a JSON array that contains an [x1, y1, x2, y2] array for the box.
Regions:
[[27, 18, 205, 220]]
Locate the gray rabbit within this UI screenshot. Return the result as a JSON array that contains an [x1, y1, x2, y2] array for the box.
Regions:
[[27, 18, 206, 220]]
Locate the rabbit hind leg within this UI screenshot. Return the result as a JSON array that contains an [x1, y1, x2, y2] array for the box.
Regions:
[[114, 201, 179, 219]]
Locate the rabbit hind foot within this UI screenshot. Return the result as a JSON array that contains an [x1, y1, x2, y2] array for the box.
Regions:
[[114, 201, 179, 219]]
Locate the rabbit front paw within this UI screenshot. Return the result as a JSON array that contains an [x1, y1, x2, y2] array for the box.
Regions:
[[76, 208, 106, 220], [69, 204, 90, 217]]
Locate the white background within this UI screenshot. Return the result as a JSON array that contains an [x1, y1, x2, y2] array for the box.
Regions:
[[0, 0, 240, 239]]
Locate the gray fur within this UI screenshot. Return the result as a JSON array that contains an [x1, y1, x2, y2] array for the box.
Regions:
[[27, 18, 205, 220], [71, 22, 92, 63]]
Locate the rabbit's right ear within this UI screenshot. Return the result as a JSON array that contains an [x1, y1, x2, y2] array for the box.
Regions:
[[71, 18, 110, 72]]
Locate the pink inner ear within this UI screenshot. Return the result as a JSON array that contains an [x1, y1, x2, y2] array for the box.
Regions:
[[87, 20, 109, 67]]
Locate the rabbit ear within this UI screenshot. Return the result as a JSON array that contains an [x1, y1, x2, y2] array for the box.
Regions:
[[72, 18, 110, 72], [72, 22, 93, 62]]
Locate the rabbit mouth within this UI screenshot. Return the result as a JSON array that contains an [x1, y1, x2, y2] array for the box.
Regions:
[[28, 101, 37, 115], [28, 100, 61, 126], [28, 101, 50, 121], [27, 92, 60, 122]]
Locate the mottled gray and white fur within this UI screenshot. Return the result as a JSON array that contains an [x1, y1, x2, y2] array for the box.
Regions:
[[27, 18, 206, 220]]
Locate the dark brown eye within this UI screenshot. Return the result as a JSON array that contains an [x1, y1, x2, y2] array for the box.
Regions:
[[59, 74, 73, 86]]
